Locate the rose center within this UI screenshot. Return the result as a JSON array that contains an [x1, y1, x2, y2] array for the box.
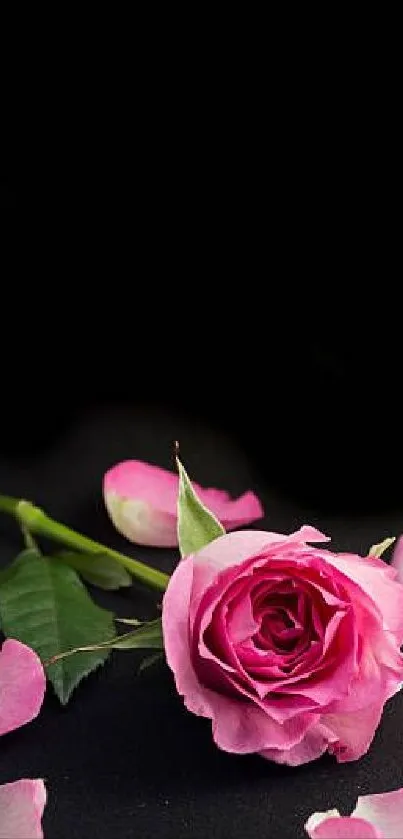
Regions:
[[253, 591, 310, 655]]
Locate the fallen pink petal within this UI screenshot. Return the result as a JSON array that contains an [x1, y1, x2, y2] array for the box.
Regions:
[[0, 639, 46, 737], [0, 779, 46, 839], [305, 787, 403, 838], [103, 460, 264, 547], [391, 535, 403, 583]]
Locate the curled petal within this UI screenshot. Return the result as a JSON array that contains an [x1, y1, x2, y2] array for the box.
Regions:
[[261, 720, 337, 766], [104, 460, 263, 547], [0, 779, 46, 839], [0, 640, 46, 736]]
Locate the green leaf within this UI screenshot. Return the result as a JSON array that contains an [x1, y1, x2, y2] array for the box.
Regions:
[[55, 550, 132, 590], [369, 536, 396, 558], [45, 618, 163, 663], [0, 549, 115, 704], [176, 457, 225, 557]]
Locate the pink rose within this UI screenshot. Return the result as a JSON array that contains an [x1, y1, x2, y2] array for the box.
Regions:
[[162, 527, 403, 765], [305, 787, 403, 838]]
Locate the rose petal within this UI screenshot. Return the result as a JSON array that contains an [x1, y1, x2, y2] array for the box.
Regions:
[[305, 810, 341, 835], [391, 536, 403, 584], [227, 593, 259, 644], [328, 622, 403, 715], [261, 719, 337, 766], [352, 788, 403, 838], [323, 702, 384, 762], [210, 700, 315, 754], [162, 556, 210, 715], [306, 816, 382, 838], [103, 460, 264, 546], [0, 640, 46, 736], [319, 550, 403, 643], [0, 779, 46, 839]]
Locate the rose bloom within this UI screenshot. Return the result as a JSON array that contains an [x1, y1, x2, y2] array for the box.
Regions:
[[162, 527, 403, 765]]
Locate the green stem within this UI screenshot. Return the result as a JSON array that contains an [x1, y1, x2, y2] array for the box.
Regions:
[[0, 495, 169, 592]]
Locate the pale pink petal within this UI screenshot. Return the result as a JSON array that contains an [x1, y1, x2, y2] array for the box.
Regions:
[[391, 536, 403, 584], [323, 702, 384, 762], [211, 701, 316, 754], [162, 555, 211, 715], [103, 460, 264, 547], [352, 788, 403, 838], [306, 815, 382, 838], [261, 719, 337, 766], [207, 489, 263, 530], [0, 640, 46, 736], [0, 779, 46, 839]]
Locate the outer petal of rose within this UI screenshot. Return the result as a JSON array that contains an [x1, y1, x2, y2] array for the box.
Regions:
[[0, 640, 46, 736], [327, 624, 403, 715], [191, 526, 329, 612], [391, 536, 403, 584], [322, 703, 384, 762], [260, 720, 337, 766], [210, 701, 316, 754], [352, 788, 403, 839], [306, 815, 382, 838], [103, 460, 264, 547], [162, 556, 317, 753], [319, 550, 403, 642], [0, 779, 46, 839], [162, 555, 212, 715]]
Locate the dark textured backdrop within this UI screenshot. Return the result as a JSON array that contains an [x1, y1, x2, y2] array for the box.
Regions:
[[1, 403, 402, 839]]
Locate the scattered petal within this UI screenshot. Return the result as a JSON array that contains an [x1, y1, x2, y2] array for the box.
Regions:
[[306, 787, 403, 839], [0, 779, 46, 839], [0, 640, 46, 736], [306, 815, 382, 838], [104, 460, 263, 546], [353, 788, 403, 838]]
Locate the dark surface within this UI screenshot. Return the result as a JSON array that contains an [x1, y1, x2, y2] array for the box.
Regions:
[[1, 404, 403, 838]]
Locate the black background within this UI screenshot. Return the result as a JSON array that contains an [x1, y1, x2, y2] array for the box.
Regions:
[[1, 122, 403, 834]]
